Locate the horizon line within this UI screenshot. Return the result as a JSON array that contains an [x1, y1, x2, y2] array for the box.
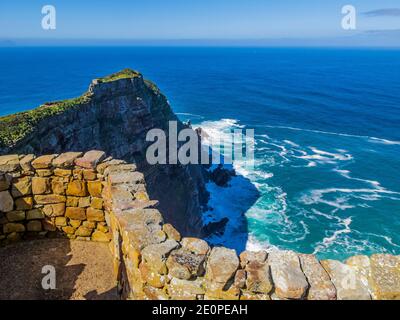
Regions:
[[1, 39, 400, 49]]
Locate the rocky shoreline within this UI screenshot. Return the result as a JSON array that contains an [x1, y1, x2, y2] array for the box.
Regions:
[[0, 70, 399, 300]]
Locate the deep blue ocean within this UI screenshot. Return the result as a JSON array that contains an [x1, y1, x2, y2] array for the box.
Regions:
[[1, 47, 399, 260]]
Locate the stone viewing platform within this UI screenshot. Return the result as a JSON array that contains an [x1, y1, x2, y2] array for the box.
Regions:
[[1, 150, 399, 300]]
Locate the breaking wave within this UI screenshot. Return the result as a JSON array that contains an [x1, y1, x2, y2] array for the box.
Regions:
[[193, 118, 400, 260]]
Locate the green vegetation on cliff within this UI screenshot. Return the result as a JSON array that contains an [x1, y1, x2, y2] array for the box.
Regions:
[[97, 68, 141, 83], [0, 94, 92, 148], [0, 69, 147, 149]]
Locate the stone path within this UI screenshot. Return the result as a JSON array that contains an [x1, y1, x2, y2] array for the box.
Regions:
[[0, 239, 118, 300]]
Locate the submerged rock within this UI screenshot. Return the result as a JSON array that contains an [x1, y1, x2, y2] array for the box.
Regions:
[[209, 164, 236, 187]]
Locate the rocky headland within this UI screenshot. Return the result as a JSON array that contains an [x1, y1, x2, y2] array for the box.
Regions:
[[0, 69, 209, 237], [0, 70, 399, 300]]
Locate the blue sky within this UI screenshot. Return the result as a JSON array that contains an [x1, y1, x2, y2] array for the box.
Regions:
[[0, 0, 399, 45]]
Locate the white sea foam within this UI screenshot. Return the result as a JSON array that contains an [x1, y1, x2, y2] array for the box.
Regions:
[[313, 217, 353, 255], [203, 175, 259, 251], [257, 132, 354, 169], [195, 118, 400, 258], [196, 118, 291, 252], [246, 235, 273, 252], [296, 146, 353, 166], [259, 124, 400, 146], [364, 232, 400, 248], [196, 118, 260, 251], [334, 169, 381, 188], [283, 140, 300, 147], [311, 208, 336, 221], [368, 137, 400, 145], [176, 112, 205, 119], [303, 193, 355, 211]]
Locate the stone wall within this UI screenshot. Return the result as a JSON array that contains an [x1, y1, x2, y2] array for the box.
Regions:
[[103, 158, 400, 300], [1, 151, 399, 300], [0, 151, 111, 245]]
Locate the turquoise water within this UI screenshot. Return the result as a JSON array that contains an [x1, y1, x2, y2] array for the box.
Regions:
[[0, 47, 399, 260]]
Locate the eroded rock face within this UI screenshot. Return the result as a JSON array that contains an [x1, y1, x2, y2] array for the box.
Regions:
[[0, 191, 14, 212], [369, 254, 400, 300], [239, 250, 267, 268], [0, 155, 20, 172], [53, 152, 83, 168], [320, 259, 371, 300], [245, 261, 273, 294], [166, 248, 206, 280], [300, 254, 336, 300], [167, 278, 205, 300], [269, 250, 309, 299], [0, 72, 208, 237], [181, 237, 210, 255], [205, 247, 239, 286], [141, 239, 179, 274]]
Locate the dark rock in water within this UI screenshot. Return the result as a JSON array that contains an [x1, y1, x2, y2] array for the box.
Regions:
[[209, 164, 236, 187], [195, 127, 210, 140], [202, 217, 229, 237]]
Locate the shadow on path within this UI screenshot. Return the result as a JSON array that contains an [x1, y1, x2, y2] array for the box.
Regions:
[[0, 238, 118, 300]]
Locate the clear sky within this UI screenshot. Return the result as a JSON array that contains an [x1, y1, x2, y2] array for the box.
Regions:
[[0, 0, 399, 45]]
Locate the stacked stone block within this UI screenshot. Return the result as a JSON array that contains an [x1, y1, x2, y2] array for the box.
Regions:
[[0, 151, 111, 245], [104, 160, 400, 301], [1, 151, 400, 300]]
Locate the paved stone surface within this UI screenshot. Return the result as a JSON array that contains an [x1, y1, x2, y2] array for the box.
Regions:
[[0, 239, 118, 300]]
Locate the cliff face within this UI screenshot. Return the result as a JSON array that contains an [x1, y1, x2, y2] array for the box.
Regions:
[[0, 69, 208, 236]]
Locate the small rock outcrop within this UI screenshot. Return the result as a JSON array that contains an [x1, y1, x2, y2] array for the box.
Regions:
[[208, 165, 236, 187]]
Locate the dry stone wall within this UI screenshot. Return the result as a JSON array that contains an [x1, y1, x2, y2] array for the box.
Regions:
[[0, 151, 111, 245], [1, 151, 400, 300], [102, 157, 400, 301]]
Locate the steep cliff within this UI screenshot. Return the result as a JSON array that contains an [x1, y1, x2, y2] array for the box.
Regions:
[[0, 69, 208, 236]]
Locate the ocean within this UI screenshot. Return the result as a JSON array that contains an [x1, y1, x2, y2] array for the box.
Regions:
[[1, 46, 399, 260]]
